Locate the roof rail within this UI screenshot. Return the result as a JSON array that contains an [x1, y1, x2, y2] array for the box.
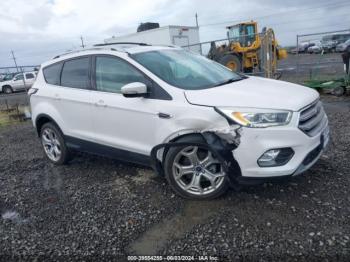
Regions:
[[52, 47, 119, 59], [94, 42, 151, 47]]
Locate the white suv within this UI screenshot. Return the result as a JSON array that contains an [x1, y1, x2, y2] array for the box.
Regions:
[[1, 71, 37, 94], [29, 44, 329, 199]]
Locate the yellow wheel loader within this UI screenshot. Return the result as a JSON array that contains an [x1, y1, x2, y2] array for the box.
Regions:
[[208, 21, 287, 78]]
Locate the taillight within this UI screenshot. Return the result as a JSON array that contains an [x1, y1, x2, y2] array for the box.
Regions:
[[28, 88, 38, 97]]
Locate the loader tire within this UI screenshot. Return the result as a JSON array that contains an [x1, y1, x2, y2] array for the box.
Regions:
[[219, 54, 242, 72]]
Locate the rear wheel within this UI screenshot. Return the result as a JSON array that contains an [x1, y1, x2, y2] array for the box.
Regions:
[[40, 122, 71, 165], [333, 86, 345, 97], [219, 54, 242, 72], [164, 136, 229, 200], [2, 86, 13, 94]]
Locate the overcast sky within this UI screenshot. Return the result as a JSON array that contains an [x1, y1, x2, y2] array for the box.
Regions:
[[0, 0, 349, 68]]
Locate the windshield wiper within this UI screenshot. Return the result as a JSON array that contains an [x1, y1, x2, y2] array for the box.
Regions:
[[214, 77, 243, 87]]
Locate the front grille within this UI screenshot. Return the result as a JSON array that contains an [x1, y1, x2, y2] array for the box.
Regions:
[[298, 100, 327, 136]]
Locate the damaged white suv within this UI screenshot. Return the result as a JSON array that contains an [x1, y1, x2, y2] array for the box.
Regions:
[[30, 44, 329, 199]]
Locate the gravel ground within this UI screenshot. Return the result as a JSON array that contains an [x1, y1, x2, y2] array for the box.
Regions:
[[0, 96, 350, 261]]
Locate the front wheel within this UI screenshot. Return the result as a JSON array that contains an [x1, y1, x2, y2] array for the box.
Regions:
[[3, 86, 13, 94], [219, 54, 242, 72], [164, 137, 229, 200]]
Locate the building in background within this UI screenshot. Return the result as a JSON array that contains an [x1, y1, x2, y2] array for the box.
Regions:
[[104, 24, 201, 53]]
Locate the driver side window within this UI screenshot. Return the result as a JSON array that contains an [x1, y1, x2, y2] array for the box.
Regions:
[[95, 56, 149, 93]]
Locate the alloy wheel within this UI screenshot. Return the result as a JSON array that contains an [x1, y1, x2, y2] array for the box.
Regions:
[[172, 146, 226, 196], [41, 128, 62, 162]]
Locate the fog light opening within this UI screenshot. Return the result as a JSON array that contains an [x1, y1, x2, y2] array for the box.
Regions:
[[258, 148, 294, 167]]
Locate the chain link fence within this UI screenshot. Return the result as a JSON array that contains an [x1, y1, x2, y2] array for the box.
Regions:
[[0, 66, 36, 126], [182, 29, 350, 86], [279, 29, 350, 84]]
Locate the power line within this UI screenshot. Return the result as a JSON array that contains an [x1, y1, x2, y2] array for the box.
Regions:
[[199, 1, 350, 28], [200, 13, 350, 34]]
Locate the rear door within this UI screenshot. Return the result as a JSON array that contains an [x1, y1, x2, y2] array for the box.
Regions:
[[53, 56, 94, 141], [24, 72, 36, 88]]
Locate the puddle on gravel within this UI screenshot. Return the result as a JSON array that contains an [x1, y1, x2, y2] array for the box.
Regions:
[[1, 210, 28, 224], [43, 167, 63, 192], [128, 199, 228, 255]]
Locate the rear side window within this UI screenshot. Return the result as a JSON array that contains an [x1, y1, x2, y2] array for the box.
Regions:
[[25, 73, 35, 79], [61, 57, 90, 89], [43, 63, 62, 85]]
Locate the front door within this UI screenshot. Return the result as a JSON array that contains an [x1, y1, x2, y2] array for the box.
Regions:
[[90, 55, 163, 156], [11, 73, 25, 91]]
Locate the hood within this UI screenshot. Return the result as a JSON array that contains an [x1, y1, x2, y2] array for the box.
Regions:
[[0, 79, 11, 85], [184, 76, 319, 111]]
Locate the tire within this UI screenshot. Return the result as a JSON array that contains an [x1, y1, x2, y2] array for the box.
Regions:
[[219, 54, 242, 72], [333, 86, 345, 97], [244, 67, 253, 74], [2, 86, 13, 94], [40, 122, 71, 165], [164, 135, 229, 200]]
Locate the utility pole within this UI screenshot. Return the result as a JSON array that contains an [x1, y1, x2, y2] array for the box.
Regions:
[[10, 50, 27, 94], [195, 13, 203, 55], [11, 50, 19, 72], [80, 36, 85, 48]]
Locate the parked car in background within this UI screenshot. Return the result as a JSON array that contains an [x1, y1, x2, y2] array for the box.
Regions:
[[336, 39, 350, 52], [290, 41, 320, 54], [307, 41, 323, 54], [30, 44, 329, 199], [322, 40, 338, 53], [290, 42, 312, 54], [0, 71, 37, 94]]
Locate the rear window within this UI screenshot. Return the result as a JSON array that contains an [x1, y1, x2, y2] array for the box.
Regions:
[[61, 57, 90, 89], [43, 63, 62, 85]]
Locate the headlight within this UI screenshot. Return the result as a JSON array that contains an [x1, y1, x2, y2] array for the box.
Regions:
[[216, 107, 292, 128]]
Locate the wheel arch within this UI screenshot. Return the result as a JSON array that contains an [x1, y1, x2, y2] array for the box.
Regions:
[[35, 114, 63, 137], [150, 131, 241, 183]]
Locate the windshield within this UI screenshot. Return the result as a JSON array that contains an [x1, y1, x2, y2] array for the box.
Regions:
[[131, 49, 243, 90], [2, 74, 13, 81]]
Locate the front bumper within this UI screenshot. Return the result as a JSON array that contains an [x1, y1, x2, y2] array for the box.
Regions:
[[233, 116, 329, 179]]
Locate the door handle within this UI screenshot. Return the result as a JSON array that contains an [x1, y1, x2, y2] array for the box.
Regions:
[[95, 100, 106, 107], [158, 112, 172, 119]]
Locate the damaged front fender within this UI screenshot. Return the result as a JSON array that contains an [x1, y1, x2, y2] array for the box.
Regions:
[[150, 131, 242, 189]]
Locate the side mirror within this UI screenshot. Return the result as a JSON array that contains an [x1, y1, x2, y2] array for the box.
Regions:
[[121, 82, 148, 98]]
